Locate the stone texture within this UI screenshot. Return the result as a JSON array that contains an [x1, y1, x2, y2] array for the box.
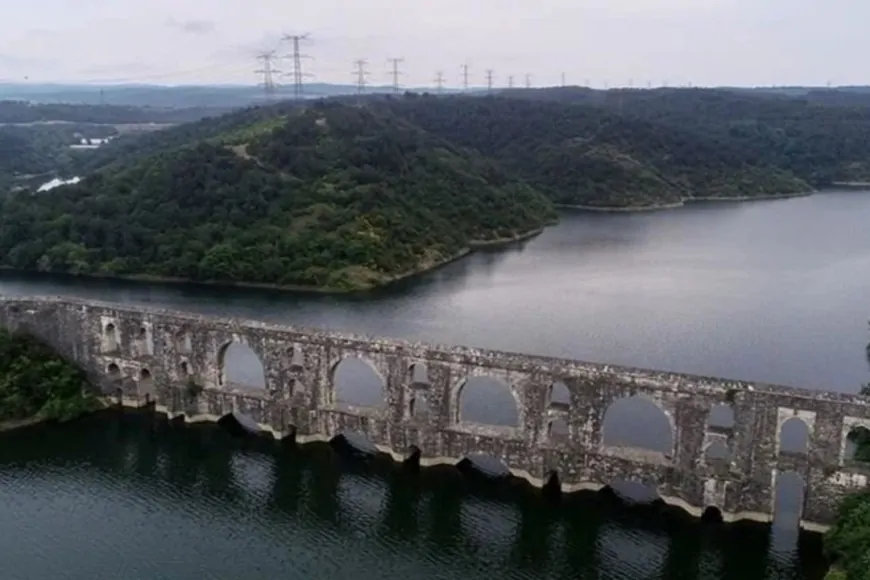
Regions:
[[1, 295, 869, 529]]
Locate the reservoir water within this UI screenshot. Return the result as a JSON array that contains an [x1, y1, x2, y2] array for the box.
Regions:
[[1, 190, 869, 579]]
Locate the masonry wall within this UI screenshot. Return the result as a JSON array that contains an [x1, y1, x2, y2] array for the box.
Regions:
[[1, 296, 868, 529]]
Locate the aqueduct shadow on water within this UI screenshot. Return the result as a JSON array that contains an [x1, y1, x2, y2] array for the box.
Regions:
[[2, 296, 869, 531]]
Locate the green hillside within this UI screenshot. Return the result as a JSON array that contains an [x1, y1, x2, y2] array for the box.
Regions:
[[379, 95, 811, 208], [0, 102, 554, 291], [503, 87, 870, 185]]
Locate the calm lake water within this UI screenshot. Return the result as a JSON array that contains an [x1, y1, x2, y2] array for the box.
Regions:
[[2, 190, 869, 579]]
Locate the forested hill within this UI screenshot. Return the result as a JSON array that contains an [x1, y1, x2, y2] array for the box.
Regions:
[[0, 102, 554, 291], [0, 100, 231, 125], [499, 87, 870, 185], [378, 95, 811, 208], [76, 93, 813, 210]]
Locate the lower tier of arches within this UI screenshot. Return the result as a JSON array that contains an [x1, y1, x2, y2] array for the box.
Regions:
[[110, 394, 839, 533]]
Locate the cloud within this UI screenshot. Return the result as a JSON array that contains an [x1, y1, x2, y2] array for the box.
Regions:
[[166, 18, 217, 35]]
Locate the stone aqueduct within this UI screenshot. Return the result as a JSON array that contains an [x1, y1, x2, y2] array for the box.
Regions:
[[1, 296, 869, 530]]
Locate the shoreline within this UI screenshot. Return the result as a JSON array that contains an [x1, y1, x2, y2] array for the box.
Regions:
[[830, 181, 870, 188], [468, 227, 545, 248], [687, 190, 814, 203], [557, 190, 816, 213], [0, 416, 45, 433], [555, 201, 685, 213], [0, 228, 546, 296]]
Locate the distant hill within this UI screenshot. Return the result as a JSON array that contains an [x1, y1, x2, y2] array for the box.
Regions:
[[497, 87, 870, 184], [0, 82, 459, 109], [378, 95, 811, 207], [0, 102, 554, 291], [0, 99, 240, 184], [0, 99, 232, 125]]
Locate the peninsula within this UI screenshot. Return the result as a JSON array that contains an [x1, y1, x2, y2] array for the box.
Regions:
[[0, 102, 555, 292]]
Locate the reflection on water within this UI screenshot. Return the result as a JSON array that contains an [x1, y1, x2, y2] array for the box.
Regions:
[[0, 411, 827, 580]]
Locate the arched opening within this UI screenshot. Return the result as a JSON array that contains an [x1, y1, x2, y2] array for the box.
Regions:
[[845, 426, 870, 464], [701, 505, 724, 523], [773, 470, 805, 531], [136, 325, 152, 357], [547, 417, 569, 442], [176, 329, 192, 354], [779, 417, 810, 454], [218, 341, 267, 392], [548, 381, 571, 409], [287, 346, 305, 371], [332, 357, 385, 410], [601, 395, 673, 456], [458, 453, 511, 478], [107, 363, 121, 379], [179, 360, 190, 375], [704, 439, 731, 466], [218, 411, 265, 437], [604, 478, 661, 504], [707, 403, 735, 430], [103, 322, 119, 353], [139, 368, 154, 392], [331, 430, 379, 456], [409, 395, 431, 420], [409, 362, 430, 387], [286, 377, 298, 398], [457, 376, 518, 427]]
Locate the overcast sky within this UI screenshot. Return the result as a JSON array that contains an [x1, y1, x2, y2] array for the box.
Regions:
[[0, 0, 863, 88]]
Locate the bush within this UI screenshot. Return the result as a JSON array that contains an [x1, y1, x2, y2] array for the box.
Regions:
[[0, 328, 101, 422]]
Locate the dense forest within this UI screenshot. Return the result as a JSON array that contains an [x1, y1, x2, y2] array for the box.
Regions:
[[379, 95, 810, 207], [824, 491, 870, 580], [0, 102, 554, 290], [504, 87, 870, 184], [825, 335, 870, 580], [0, 329, 100, 423]]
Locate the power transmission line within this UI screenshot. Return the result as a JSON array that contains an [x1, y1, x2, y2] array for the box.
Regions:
[[461, 62, 470, 91], [485, 69, 494, 93], [255, 50, 281, 100], [352, 58, 369, 97], [387, 57, 404, 93], [561, 72, 566, 87], [433, 70, 445, 93], [524, 73, 532, 89], [508, 75, 514, 89], [281, 33, 312, 100]]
